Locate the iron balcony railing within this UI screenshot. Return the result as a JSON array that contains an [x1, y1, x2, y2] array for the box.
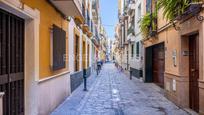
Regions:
[[92, 1, 97, 10], [128, 17, 135, 35], [86, 11, 90, 27], [176, 2, 203, 21], [82, 3, 86, 18], [95, 28, 99, 40], [91, 21, 94, 33], [149, 13, 157, 37], [128, 25, 135, 35]]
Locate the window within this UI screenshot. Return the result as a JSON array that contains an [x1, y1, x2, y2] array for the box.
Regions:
[[146, 0, 151, 13], [131, 44, 134, 58], [138, 4, 141, 20], [132, 15, 135, 27], [123, 25, 125, 43], [136, 42, 140, 57], [52, 25, 66, 70]]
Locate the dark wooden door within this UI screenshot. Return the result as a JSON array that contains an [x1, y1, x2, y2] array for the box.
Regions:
[[189, 34, 199, 112], [82, 41, 86, 69], [0, 9, 24, 115], [87, 44, 90, 67], [145, 46, 153, 82], [74, 35, 79, 71], [152, 43, 165, 88]]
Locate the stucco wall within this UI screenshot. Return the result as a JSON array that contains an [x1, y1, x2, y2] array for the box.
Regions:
[[38, 73, 70, 115], [22, 0, 69, 79], [144, 7, 204, 114], [69, 19, 92, 73]]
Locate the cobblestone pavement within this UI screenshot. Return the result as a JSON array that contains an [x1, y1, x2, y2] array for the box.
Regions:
[[51, 63, 189, 115]]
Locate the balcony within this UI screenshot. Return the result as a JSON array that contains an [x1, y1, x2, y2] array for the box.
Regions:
[[87, 21, 94, 38], [128, 26, 135, 36], [128, 17, 135, 36], [83, 11, 92, 36], [74, 1, 85, 25], [82, 24, 89, 34], [91, 28, 100, 47], [176, 2, 203, 21], [149, 13, 157, 37], [87, 31, 93, 38], [48, 0, 83, 18], [92, 1, 99, 19], [127, 0, 136, 14]]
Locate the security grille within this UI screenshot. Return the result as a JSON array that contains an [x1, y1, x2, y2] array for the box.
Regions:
[[0, 9, 24, 115]]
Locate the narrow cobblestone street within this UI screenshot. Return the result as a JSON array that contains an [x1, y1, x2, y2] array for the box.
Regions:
[[52, 63, 189, 115]]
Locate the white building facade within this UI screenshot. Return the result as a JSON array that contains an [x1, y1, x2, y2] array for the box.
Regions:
[[69, 0, 99, 93], [127, 0, 145, 79]]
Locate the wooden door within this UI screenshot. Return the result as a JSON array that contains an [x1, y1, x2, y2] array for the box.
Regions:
[[0, 9, 24, 115], [87, 44, 90, 68], [189, 34, 199, 112], [145, 47, 153, 82], [82, 41, 86, 69], [74, 35, 79, 71], [152, 43, 165, 88]]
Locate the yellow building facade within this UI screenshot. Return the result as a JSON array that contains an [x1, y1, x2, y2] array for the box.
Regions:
[[0, 0, 72, 114], [22, 0, 69, 79]]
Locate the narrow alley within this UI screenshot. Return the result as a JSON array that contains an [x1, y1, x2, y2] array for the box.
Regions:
[[52, 63, 188, 115], [1, 0, 204, 115]]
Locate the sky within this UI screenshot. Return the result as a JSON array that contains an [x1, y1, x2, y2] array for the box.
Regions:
[[100, 0, 118, 40]]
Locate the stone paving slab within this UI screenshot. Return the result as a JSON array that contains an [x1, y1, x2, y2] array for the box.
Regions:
[[51, 63, 190, 115]]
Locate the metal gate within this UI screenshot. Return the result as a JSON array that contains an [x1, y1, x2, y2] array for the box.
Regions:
[[0, 9, 24, 115]]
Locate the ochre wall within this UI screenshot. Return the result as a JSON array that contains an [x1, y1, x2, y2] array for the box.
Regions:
[[144, 8, 181, 76], [74, 27, 81, 71], [144, 7, 204, 114], [22, 0, 69, 79], [157, 9, 169, 29], [82, 34, 87, 69]]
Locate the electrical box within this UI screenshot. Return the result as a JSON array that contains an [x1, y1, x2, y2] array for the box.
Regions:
[[172, 50, 177, 67], [172, 79, 176, 91]]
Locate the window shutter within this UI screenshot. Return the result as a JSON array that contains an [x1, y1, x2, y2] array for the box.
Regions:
[[136, 42, 140, 57], [52, 25, 66, 70], [131, 44, 134, 57]]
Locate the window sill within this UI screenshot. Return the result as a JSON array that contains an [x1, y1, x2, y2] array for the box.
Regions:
[[38, 71, 70, 83]]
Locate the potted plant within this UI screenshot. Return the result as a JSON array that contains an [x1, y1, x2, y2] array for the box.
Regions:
[[139, 12, 157, 39]]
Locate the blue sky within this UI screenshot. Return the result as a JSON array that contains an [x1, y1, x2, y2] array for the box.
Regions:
[[100, 0, 118, 40]]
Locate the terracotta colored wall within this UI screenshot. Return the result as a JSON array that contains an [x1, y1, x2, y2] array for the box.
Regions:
[[144, 8, 181, 76], [144, 7, 204, 113], [22, 0, 69, 79], [157, 9, 169, 29]]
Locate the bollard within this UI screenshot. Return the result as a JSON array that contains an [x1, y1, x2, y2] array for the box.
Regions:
[[96, 66, 99, 76], [83, 69, 88, 91], [130, 70, 132, 80]]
